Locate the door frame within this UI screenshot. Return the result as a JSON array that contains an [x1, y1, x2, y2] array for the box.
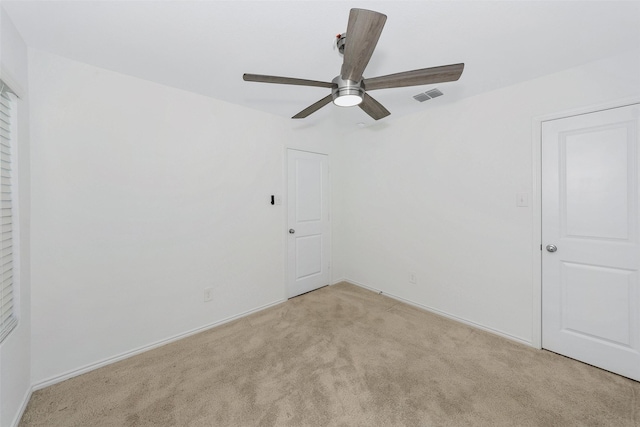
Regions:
[[531, 96, 640, 349], [284, 148, 331, 298]]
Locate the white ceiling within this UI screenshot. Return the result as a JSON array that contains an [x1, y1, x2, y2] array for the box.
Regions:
[[3, 0, 640, 129]]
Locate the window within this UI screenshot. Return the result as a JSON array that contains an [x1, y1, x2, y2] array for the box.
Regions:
[[0, 79, 17, 343]]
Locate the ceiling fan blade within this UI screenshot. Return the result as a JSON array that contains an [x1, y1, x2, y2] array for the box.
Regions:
[[358, 93, 390, 120], [363, 63, 465, 91], [243, 74, 333, 88], [292, 94, 334, 119], [341, 9, 387, 83]]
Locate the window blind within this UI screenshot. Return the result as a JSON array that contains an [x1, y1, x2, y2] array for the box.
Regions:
[[0, 81, 16, 343]]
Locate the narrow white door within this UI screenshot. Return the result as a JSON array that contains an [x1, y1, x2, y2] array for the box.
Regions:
[[287, 150, 330, 298], [542, 103, 640, 381]]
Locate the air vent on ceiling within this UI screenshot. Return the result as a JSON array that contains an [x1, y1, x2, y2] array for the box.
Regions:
[[413, 88, 444, 102], [426, 88, 443, 98]]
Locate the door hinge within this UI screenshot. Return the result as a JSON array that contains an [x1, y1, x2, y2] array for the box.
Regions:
[[540, 244, 542, 251]]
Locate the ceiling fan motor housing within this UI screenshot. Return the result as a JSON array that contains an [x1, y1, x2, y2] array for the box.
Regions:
[[331, 75, 364, 106]]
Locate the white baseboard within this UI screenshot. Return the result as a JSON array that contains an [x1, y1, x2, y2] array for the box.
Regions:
[[10, 386, 32, 427], [32, 298, 287, 391], [345, 278, 533, 347]]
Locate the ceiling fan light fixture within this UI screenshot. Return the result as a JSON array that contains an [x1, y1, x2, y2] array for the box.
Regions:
[[331, 76, 364, 107], [333, 93, 363, 107]]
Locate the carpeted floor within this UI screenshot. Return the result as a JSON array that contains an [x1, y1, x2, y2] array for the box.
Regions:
[[20, 282, 640, 426]]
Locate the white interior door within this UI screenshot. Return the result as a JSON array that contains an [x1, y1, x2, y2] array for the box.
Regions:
[[287, 150, 330, 298], [542, 103, 640, 381]]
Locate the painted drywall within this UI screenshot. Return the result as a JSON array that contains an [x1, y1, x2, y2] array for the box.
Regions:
[[0, 7, 31, 427], [336, 49, 640, 344], [27, 49, 340, 385]]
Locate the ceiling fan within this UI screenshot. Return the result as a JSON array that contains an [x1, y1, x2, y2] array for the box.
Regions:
[[243, 8, 464, 121]]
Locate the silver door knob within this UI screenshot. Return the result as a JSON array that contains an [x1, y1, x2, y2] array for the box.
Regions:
[[546, 244, 557, 253], [289, 229, 295, 234]]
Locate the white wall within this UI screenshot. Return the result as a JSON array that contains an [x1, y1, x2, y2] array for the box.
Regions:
[[27, 49, 338, 386], [336, 49, 640, 344], [0, 7, 31, 427]]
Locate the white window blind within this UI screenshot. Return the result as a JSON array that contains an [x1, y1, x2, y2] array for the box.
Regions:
[[0, 80, 17, 343]]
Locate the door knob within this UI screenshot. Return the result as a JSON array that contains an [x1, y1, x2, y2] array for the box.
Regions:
[[289, 229, 295, 234], [546, 244, 557, 253]]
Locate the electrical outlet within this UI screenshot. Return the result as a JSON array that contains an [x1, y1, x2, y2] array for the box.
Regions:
[[409, 272, 417, 284], [203, 287, 213, 302], [516, 192, 529, 207]]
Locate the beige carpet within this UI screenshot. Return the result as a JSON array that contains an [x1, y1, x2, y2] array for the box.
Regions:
[[20, 282, 640, 426]]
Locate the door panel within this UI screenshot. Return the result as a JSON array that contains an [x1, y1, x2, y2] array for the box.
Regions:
[[287, 150, 330, 298], [542, 103, 640, 381], [561, 262, 633, 346], [295, 159, 323, 222], [295, 234, 323, 279], [563, 126, 631, 240]]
